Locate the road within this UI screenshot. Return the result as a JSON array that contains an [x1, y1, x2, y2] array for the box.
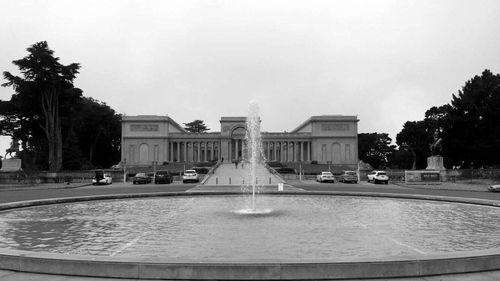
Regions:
[[1, 180, 499, 203]]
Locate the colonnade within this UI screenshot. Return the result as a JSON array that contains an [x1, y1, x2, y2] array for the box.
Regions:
[[262, 141, 311, 162], [168, 141, 219, 163], [228, 140, 311, 162], [167, 140, 312, 163]]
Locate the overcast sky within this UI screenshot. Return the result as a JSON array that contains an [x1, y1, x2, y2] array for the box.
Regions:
[[1, 0, 500, 154]]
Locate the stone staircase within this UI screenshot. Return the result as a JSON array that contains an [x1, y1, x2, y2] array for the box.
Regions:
[[202, 163, 284, 186]]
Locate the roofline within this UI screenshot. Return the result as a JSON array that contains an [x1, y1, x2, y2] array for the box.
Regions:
[[292, 115, 359, 133], [121, 115, 186, 133]]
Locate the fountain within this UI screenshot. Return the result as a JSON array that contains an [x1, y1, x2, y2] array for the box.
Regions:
[[239, 100, 273, 214], [0, 102, 499, 279]]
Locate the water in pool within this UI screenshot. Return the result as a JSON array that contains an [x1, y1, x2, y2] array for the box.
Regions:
[[0, 195, 498, 262]]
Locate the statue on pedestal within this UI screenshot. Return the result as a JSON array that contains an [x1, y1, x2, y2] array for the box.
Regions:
[[1, 139, 22, 172], [4, 139, 20, 159], [427, 130, 445, 170], [429, 130, 443, 156]]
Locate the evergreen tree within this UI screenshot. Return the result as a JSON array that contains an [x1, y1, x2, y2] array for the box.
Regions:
[[183, 120, 210, 133]]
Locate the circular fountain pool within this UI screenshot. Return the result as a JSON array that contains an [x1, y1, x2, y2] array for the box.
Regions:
[[0, 192, 499, 280]]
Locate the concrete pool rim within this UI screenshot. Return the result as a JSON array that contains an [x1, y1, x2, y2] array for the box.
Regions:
[[0, 190, 499, 280]]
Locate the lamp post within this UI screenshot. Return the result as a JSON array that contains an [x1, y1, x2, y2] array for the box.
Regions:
[[357, 160, 361, 183], [122, 158, 127, 183], [152, 161, 158, 184], [470, 161, 474, 183], [299, 162, 302, 181]]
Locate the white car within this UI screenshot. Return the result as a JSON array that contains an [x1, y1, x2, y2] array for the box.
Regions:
[[182, 170, 199, 183], [488, 184, 500, 192], [316, 171, 335, 183], [92, 172, 112, 185], [367, 171, 389, 184]]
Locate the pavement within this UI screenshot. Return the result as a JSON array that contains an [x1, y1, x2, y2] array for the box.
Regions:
[[0, 182, 91, 191], [287, 178, 495, 193], [0, 267, 499, 281]]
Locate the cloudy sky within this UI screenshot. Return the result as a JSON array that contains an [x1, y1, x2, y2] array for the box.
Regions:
[[1, 0, 500, 153]]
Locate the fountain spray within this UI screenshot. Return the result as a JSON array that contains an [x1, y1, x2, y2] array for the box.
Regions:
[[246, 101, 262, 210]]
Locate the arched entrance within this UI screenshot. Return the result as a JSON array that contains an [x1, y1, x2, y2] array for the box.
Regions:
[[230, 126, 247, 161]]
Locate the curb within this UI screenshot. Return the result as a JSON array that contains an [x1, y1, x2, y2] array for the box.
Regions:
[[0, 183, 92, 191], [392, 182, 489, 192]]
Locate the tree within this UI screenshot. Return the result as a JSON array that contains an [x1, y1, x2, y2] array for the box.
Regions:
[[396, 121, 430, 169], [358, 133, 396, 169], [73, 97, 121, 169], [394, 69, 500, 168], [183, 120, 209, 133], [2, 41, 81, 171], [443, 69, 500, 167]]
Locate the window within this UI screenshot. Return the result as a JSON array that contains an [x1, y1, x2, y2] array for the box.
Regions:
[[129, 145, 135, 163], [139, 143, 149, 163], [345, 144, 351, 161]]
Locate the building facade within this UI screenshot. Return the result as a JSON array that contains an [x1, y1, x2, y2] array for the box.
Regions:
[[121, 115, 359, 166]]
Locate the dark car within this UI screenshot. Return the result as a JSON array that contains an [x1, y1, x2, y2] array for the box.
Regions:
[[155, 170, 173, 184], [133, 172, 151, 184], [339, 171, 358, 183], [191, 167, 210, 175], [275, 167, 297, 174]]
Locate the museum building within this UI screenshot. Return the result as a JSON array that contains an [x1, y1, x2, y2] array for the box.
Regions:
[[121, 115, 359, 166]]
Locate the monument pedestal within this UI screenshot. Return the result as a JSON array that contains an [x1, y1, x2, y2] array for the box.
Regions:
[[425, 156, 446, 181], [426, 156, 445, 170], [0, 158, 22, 172], [405, 156, 447, 184]]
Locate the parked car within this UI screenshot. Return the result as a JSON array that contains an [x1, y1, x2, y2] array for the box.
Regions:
[[275, 167, 298, 174], [367, 171, 389, 184], [133, 172, 152, 184], [182, 169, 199, 183], [488, 184, 500, 192], [191, 167, 209, 175], [316, 171, 335, 183], [340, 171, 358, 183], [155, 170, 173, 184], [92, 170, 112, 185]]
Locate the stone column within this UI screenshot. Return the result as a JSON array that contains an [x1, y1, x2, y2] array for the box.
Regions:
[[284, 142, 287, 162], [192, 142, 195, 162], [292, 142, 296, 162], [307, 141, 311, 162], [281, 142, 284, 162], [298, 142, 302, 162], [266, 142, 270, 160], [197, 142, 201, 162], [235, 140, 239, 160], [180, 142, 184, 163], [203, 142, 206, 162], [221, 139, 230, 161], [210, 142, 214, 161], [169, 142, 173, 162], [278, 142, 282, 162], [271, 142, 274, 161], [175, 141, 181, 162]]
